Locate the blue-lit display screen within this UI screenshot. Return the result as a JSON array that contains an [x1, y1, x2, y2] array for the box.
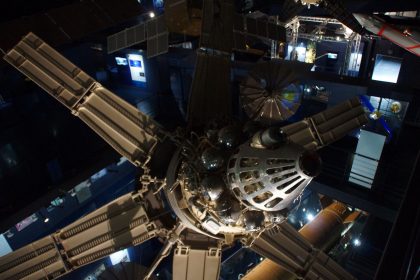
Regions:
[[327, 52, 338, 59], [129, 59, 142, 68], [115, 57, 128, 65], [153, 0, 164, 9]]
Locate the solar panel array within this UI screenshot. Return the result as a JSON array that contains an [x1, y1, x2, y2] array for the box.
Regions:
[[107, 24, 146, 54], [233, 13, 287, 50], [107, 11, 284, 57], [146, 15, 169, 58], [200, 0, 234, 52], [107, 15, 168, 58]]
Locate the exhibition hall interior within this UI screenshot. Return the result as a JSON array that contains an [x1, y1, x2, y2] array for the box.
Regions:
[[0, 0, 419, 279]]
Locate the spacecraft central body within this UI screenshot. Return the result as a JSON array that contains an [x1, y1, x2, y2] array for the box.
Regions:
[[165, 126, 316, 239]]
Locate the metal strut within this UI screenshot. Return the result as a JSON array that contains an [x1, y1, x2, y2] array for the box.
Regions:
[[144, 223, 186, 280], [0, 193, 160, 280], [3, 32, 166, 167]]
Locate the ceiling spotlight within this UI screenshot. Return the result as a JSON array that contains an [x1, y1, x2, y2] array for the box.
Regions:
[[353, 238, 361, 246], [306, 213, 314, 221], [149, 12, 155, 18], [39, 211, 49, 223]]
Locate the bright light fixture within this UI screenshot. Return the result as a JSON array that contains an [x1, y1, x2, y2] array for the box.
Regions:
[[306, 213, 314, 221], [344, 25, 353, 38], [110, 249, 130, 265], [149, 12, 155, 18], [44, 217, 49, 223], [353, 238, 361, 246]]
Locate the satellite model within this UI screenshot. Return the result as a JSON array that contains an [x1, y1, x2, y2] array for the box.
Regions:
[[0, 1, 368, 279]]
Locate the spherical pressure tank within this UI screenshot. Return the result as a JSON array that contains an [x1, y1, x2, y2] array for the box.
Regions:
[[243, 211, 265, 231], [220, 200, 242, 224], [201, 175, 225, 201], [227, 141, 318, 211], [217, 126, 244, 149], [201, 147, 225, 171]]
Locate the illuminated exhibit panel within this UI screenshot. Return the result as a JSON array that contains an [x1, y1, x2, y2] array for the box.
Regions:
[[286, 45, 307, 62], [0, 235, 12, 257], [348, 52, 362, 72], [109, 249, 130, 265], [371, 54, 402, 84], [127, 54, 147, 83], [327, 52, 338, 59], [115, 57, 128, 66], [153, 0, 164, 9], [349, 130, 386, 189]]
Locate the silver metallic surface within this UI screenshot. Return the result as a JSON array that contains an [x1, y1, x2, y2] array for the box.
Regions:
[[165, 149, 220, 239], [227, 141, 312, 211], [265, 210, 287, 224]]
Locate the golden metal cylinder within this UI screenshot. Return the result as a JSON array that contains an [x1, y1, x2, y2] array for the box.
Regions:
[[243, 201, 352, 280]]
